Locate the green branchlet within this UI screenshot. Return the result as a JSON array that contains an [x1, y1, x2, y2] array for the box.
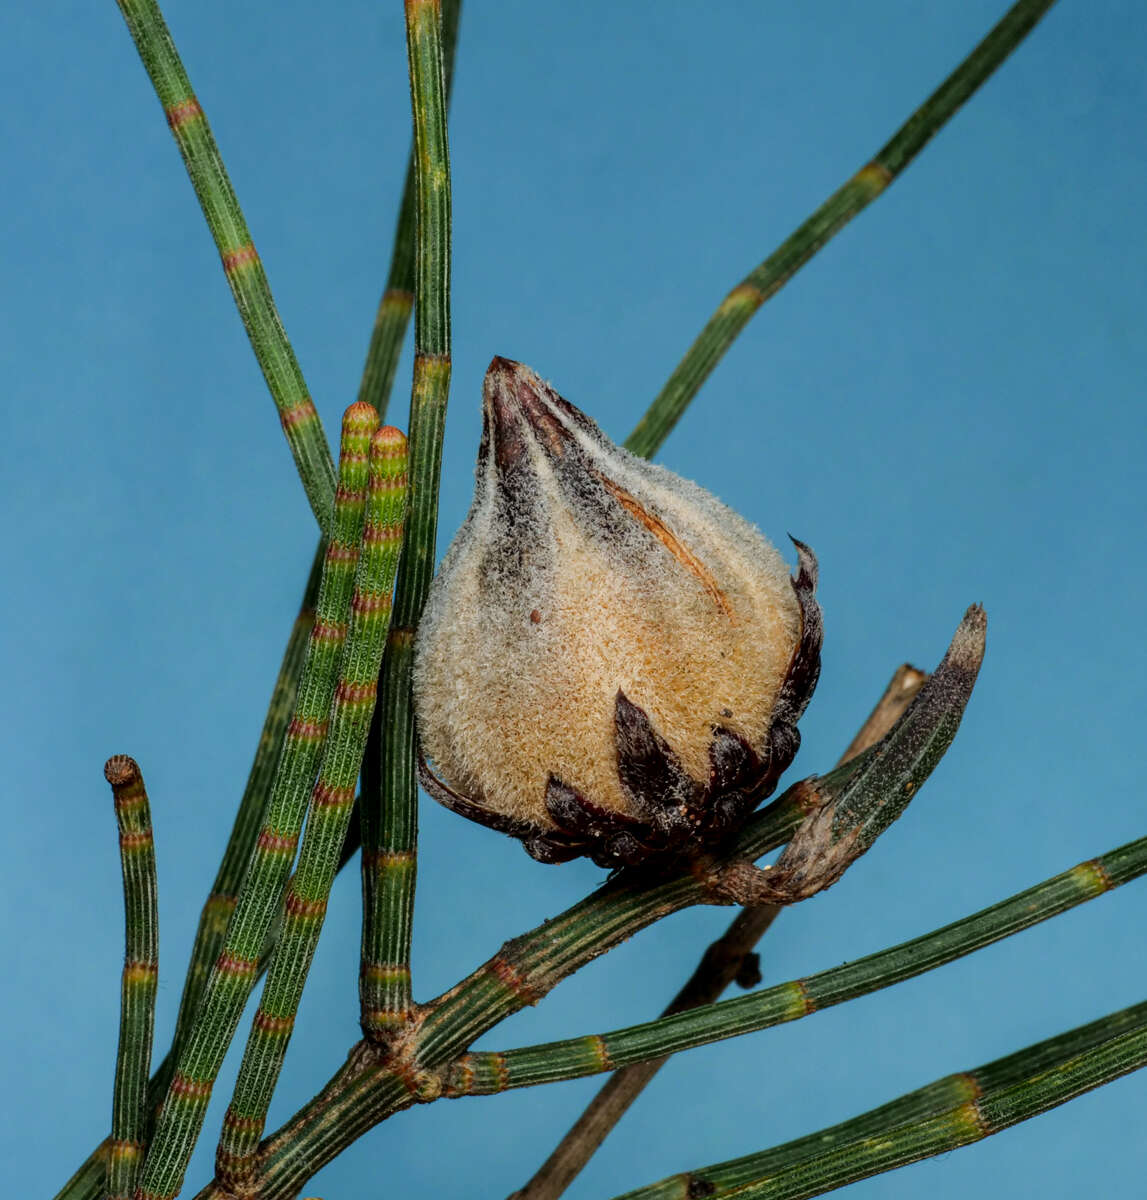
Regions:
[[624, 0, 1058, 459], [134, 405, 375, 1200], [216, 421, 408, 1188], [104, 756, 159, 1200], [615, 1000, 1147, 1200], [114, 0, 337, 528], [359, 0, 454, 1044], [355, 0, 461, 1043], [441, 837, 1145, 1097], [169, 543, 324, 1083], [358, 0, 462, 419]]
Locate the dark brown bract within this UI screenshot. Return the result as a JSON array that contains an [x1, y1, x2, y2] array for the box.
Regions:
[[421, 545, 820, 868]]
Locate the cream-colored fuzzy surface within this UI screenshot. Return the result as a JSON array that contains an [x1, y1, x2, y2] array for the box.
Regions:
[[413, 362, 801, 831]]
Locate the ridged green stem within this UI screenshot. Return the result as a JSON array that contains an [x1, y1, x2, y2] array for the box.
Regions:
[[55, 812, 368, 1200], [250, 830, 1145, 1198], [616, 999, 1147, 1200], [441, 837, 1146, 1095], [104, 756, 159, 1200], [59, 0, 456, 1176], [53, 1156, 105, 1200], [114, 0, 337, 528], [135, 408, 374, 1200], [353, 8, 459, 1010], [357, 176, 416, 419], [55, 551, 326, 1200], [249, 790, 808, 1197], [172, 543, 324, 1071], [624, 0, 1058, 459], [358, 0, 452, 1045], [215, 421, 408, 1189], [357, 0, 461, 419]]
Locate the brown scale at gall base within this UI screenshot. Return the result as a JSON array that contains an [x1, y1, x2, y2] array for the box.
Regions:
[[419, 540, 820, 870]]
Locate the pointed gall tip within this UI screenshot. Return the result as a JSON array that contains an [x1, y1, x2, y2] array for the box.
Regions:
[[483, 357, 534, 407], [482, 357, 572, 468], [483, 358, 530, 470], [482, 357, 539, 409]]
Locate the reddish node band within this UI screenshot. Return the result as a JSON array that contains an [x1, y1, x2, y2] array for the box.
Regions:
[[221, 243, 259, 274], [215, 951, 258, 980], [287, 717, 328, 742], [281, 397, 319, 428], [170, 1072, 212, 1101], [256, 829, 299, 855], [334, 679, 376, 707], [311, 782, 356, 810], [284, 893, 328, 919], [253, 1010, 296, 1036], [164, 97, 203, 129]]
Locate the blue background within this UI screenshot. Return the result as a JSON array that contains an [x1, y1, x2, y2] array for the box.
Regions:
[[4, 2, 1145, 1197]]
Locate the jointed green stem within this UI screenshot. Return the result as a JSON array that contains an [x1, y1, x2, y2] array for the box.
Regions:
[[251, 830, 1144, 1198], [135, 407, 375, 1200], [345, 0, 461, 1041], [54, 553, 330, 1200], [357, 171, 416, 420], [616, 1000, 1147, 1200], [252, 790, 807, 1196], [171, 543, 324, 1075], [358, 0, 461, 419], [358, 0, 453, 1044], [114, 0, 337, 529], [624, 0, 1058, 459], [442, 837, 1146, 1096], [104, 756, 159, 1200], [55, 812, 369, 1200], [59, 0, 459, 1185], [216, 422, 408, 1189]]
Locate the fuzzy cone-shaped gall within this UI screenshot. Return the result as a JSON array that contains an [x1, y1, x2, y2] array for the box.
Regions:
[[413, 358, 822, 869]]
